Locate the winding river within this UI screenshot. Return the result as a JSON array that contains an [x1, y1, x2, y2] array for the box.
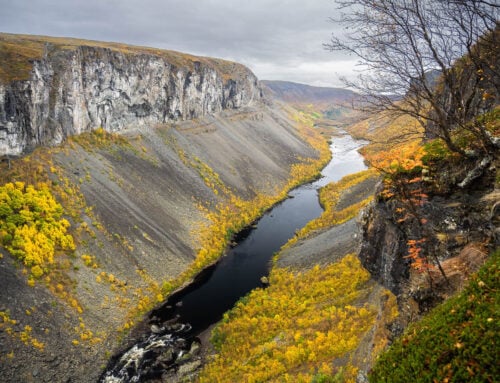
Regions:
[[101, 133, 367, 382]]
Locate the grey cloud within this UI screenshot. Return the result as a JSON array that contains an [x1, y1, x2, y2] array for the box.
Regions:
[[0, 0, 354, 87]]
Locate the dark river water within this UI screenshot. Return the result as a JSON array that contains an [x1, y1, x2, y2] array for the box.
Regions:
[[101, 134, 367, 382]]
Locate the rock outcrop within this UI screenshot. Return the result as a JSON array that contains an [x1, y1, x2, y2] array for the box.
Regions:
[[358, 199, 410, 295], [0, 33, 261, 155], [358, 162, 498, 326]]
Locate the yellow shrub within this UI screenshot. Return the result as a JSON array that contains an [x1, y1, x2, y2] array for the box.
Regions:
[[30, 265, 44, 279], [0, 182, 75, 277], [0, 312, 45, 352]]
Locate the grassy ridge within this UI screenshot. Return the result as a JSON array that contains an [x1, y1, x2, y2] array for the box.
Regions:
[[370, 251, 499, 383]]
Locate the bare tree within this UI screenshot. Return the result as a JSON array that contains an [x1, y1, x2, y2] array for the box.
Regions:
[[326, 0, 499, 156]]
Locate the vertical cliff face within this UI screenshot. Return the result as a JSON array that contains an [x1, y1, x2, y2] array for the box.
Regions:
[[0, 34, 261, 155], [358, 199, 410, 295]]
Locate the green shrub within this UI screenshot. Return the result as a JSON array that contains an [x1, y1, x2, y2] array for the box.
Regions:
[[422, 139, 451, 164], [369, 251, 499, 383]]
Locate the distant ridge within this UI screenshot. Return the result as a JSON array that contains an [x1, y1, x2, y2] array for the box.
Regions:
[[262, 80, 357, 104]]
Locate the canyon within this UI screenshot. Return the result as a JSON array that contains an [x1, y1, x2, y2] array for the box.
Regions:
[[0, 34, 323, 382], [0, 32, 497, 383]]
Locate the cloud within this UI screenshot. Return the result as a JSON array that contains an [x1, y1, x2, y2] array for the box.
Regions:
[[0, 0, 355, 87]]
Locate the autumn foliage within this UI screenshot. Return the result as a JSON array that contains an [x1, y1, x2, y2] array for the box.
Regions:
[[198, 255, 378, 383], [363, 135, 443, 276], [0, 182, 75, 278], [366, 140, 425, 177], [0, 311, 45, 352]]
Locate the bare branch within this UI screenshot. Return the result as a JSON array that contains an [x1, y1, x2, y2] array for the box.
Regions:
[[327, 0, 500, 156]]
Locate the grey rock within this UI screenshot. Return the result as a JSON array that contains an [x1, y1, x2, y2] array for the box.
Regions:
[[0, 43, 261, 155], [151, 324, 163, 334], [177, 359, 201, 375], [157, 349, 174, 364], [358, 201, 410, 294], [189, 341, 201, 356]]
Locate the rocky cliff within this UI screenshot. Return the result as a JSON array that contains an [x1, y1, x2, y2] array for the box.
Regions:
[[0, 33, 261, 155], [357, 143, 498, 334]]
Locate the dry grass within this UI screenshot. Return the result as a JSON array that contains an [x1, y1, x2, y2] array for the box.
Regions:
[[346, 108, 424, 156], [0, 37, 45, 82]]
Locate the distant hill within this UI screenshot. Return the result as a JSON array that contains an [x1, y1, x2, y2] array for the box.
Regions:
[[261, 80, 357, 104]]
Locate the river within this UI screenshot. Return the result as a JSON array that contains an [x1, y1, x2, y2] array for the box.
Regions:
[[101, 133, 367, 382]]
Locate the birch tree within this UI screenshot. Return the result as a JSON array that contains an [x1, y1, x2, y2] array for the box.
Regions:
[[326, 0, 499, 156]]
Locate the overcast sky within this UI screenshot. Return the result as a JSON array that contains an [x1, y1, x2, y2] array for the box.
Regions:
[[0, 0, 357, 87]]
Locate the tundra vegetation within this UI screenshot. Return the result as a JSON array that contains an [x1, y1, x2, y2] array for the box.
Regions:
[[369, 251, 499, 383], [199, 254, 397, 383], [0, 181, 75, 280]]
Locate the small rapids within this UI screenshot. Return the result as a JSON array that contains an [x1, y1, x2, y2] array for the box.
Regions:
[[100, 323, 197, 382]]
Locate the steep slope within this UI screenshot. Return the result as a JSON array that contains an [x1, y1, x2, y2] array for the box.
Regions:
[[345, 103, 498, 381], [0, 34, 326, 383], [0, 33, 261, 155], [369, 251, 499, 383]]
